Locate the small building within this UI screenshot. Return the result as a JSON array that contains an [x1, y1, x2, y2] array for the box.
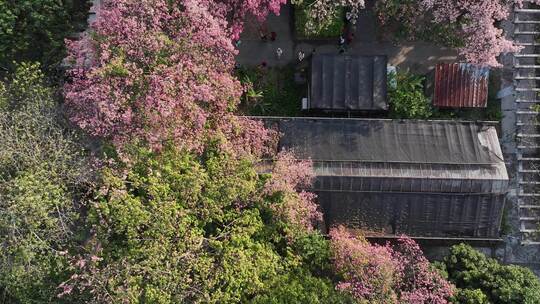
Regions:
[[263, 117, 508, 239], [306, 54, 388, 112], [433, 63, 489, 108]]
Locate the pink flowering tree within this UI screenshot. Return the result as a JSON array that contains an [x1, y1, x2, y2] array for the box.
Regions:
[[330, 226, 454, 303], [291, 0, 365, 33], [64, 0, 275, 155], [299, 0, 524, 66], [212, 0, 287, 39], [392, 237, 455, 303], [330, 226, 399, 302], [263, 151, 322, 233], [376, 0, 527, 66], [417, 0, 520, 66]]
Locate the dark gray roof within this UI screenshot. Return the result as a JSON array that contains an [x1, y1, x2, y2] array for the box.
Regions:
[[309, 54, 388, 111], [267, 117, 504, 165], [319, 191, 505, 238], [257, 117, 508, 238], [262, 117, 508, 194]]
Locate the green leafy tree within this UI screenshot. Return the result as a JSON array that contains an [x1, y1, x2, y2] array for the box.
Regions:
[[0, 62, 89, 303], [252, 270, 354, 304], [441, 244, 540, 304], [0, 0, 90, 72], [59, 144, 340, 303], [388, 71, 432, 119]]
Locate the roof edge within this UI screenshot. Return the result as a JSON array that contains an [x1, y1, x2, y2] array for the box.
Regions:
[[248, 116, 500, 126]]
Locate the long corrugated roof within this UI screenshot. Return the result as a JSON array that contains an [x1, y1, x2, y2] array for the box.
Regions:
[[260, 117, 508, 194], [258, 117, 508, 238], [310, 54, 388, 111], [265, 117, 503, 165]]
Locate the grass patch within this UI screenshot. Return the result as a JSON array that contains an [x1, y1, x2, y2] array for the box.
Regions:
[[236, 65, 305, 117], [294, 5, 344, 39]]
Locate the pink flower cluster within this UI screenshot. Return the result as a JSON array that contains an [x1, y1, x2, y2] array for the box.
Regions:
[[64, 0, 277, 155], [330, 227, 454, 303], [420, 0, 521, 66], [264, 151, 322, 231], [330, 226, 399, 302], [376, 0, 525, 66], [292, 0, 365, 33], [210, 0, 287, 39], [393, 237, 455, 303]]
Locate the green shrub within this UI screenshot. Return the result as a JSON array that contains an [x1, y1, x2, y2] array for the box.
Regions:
[[442, 244, 540, 304], [251, 270, 354, 304], [454, 289, 489, 304], [0, 63, 88, 303], [388, 71, 432, 119], [236, 65, 304, 116], [57, 143, 343, 303], [294, 4, 344, 39], [0, 0, 91, 72]]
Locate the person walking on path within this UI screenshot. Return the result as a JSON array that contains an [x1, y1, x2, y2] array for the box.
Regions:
[[346, 31, 354, 44], [338, 35, 346, 53], [298, 51, 305, 62], [276, 47, 283, 60], [270, 31, 277, 41], [259, 25, 268, 41], [310, 48, 317, 60]]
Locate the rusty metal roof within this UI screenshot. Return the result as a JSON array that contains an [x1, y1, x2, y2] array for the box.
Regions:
[[434, 63, 489, 108]]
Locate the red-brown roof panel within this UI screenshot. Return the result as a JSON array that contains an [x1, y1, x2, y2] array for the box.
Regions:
[[434, 63, 489, 108]]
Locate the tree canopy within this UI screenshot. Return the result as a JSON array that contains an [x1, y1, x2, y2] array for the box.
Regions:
[[2, 0, 537, 303]]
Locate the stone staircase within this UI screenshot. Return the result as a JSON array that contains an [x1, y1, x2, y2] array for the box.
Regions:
[[513, 2, 540, 245]]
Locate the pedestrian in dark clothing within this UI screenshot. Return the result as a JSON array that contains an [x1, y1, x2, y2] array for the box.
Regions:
[[346, 32, 354, 44], [270, 31, 277, 41], [310, 48, 317, 59], [259, 25, 268, 41], [338, 35, 346, 53]]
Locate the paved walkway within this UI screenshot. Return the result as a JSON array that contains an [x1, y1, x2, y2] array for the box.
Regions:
[[236, 4, 457, 74], [499, 4, 540, 275]]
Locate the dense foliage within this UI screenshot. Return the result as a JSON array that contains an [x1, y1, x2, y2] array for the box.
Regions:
[[1, 1, 521, 303], [388, 72, 432, 119], [0, 63, 89, 303], [330, 227, 454, 303], [55, 144, 334, 303], [374, 0, 464, 47], [294, 3, 345, 38], [296, 0, 526, 66], [291, 0, 364, 35], [439, 244, 540, 304], [0, 0, 90, 72], [237, 65, 303, 116], [65, 0, 276, 155]]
